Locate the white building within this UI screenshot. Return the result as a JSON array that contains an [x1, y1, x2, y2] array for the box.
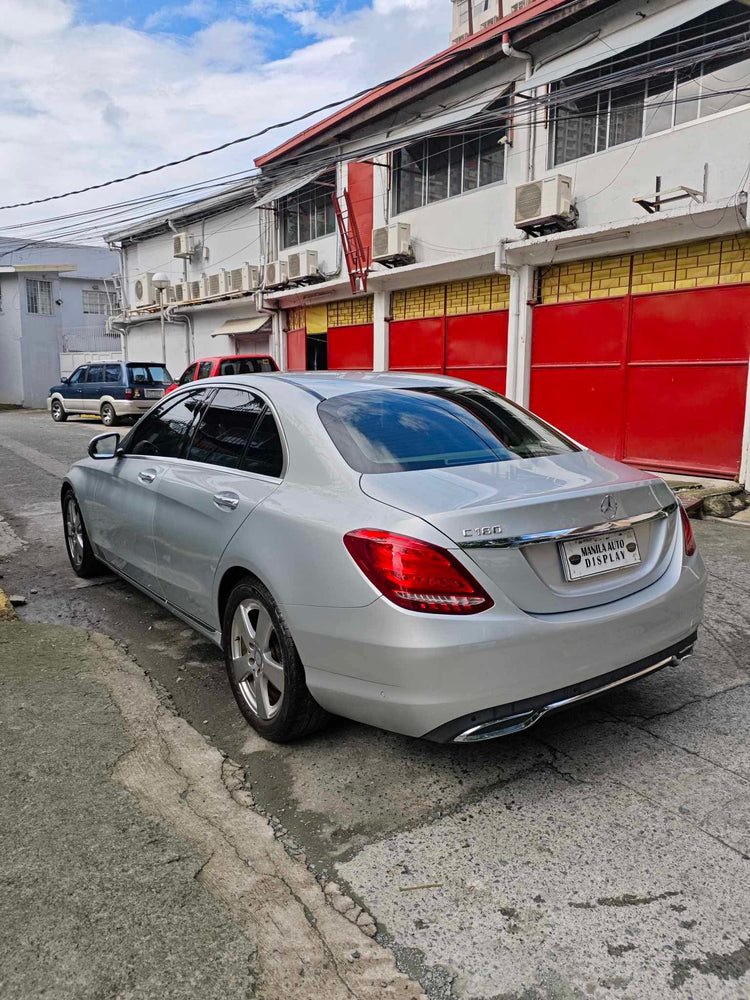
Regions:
[[0, 238, 118, 408], [105, 179, 273, 379], [107, 0, 750, 485]]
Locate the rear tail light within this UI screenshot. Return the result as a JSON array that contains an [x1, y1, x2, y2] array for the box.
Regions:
[[124, 388, 134, 399], [679, 503, 696, 557], [343, 529, 493, 615]]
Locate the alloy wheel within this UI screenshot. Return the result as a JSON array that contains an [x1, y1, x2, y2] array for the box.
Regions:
[[65, 497, 84, 569], [101, 405, 114, 426], [230, 599, 285, 720], [51, 401, 62, 420]]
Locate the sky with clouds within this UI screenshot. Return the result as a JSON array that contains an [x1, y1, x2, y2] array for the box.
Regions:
[[0, 0, 449, 237]]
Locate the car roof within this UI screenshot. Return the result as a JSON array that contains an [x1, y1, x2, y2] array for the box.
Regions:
[[216, 370, 473, 399], [193, 354, 273, 364]]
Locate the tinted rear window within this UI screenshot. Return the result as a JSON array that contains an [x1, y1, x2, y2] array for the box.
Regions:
[[318, 387, 577, 474], [219, 357, 276, 375], [127, 364, 171, 385]]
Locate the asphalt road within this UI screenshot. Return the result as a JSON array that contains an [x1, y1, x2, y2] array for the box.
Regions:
[[2, 408, 749, 1000]]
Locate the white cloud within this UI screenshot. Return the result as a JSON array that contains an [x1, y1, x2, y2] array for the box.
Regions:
[[0, 0, 448, 234], [0, 0, 73, 40]]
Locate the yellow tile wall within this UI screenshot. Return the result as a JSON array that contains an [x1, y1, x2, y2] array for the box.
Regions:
[[390, 275, 511, 320], [539, 234, 750, 304]]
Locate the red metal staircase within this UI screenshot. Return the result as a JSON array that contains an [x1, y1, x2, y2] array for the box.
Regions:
[[332, 190, 370, 294]]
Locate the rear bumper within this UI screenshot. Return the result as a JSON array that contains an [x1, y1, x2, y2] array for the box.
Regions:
[[423, 631, 697, 743], [113, 400, 155, 416], [284, 550, 706, 739]]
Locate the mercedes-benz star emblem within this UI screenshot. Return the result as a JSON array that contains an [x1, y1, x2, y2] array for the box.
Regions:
[[600, 494, 618, 518]]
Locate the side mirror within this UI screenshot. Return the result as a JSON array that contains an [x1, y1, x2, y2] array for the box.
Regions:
[[88, 432, 123, 461], [60, 376, 69, 384]]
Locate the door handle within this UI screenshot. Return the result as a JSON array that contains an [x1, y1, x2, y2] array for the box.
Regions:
[[138, 469, 157, 484], [213, 491, 240, 511]]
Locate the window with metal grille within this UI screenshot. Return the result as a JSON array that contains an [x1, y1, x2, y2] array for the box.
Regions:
[[82, 289, 110, 314], [279, 173, 336, 249], [391, 106, 509, 215], [26, 279, 52, 315], [549, 2, 750, 167]]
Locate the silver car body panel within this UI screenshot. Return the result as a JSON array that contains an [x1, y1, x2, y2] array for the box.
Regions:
[[65, 371, 706, 740]]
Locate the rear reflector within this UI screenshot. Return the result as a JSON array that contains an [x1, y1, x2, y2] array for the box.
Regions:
[[343, 529, 493, 615], [679, 503, 696, 557]]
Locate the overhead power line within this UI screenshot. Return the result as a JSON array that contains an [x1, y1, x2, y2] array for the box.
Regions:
[[2, 4, 748, 239], [0, 0, 599, 214]]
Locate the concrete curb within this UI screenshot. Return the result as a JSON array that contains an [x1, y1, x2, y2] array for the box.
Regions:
[[0, 586, 18, 622], [703, 515, 750, 528]]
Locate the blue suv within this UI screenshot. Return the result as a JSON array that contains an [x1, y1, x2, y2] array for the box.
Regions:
[[48, 361, 172, 426]]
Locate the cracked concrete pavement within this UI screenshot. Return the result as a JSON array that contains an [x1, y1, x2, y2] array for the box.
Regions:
[[1, 408, 749, 999]]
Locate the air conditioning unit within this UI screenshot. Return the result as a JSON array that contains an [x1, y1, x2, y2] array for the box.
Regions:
[[172, 281, 192, 303], [133, 273, 157, 308], [372, 223, 412, 262], [286, 249, 319, 282], [515, 175, 574, 231], [229, 263, 261, 293], [264, 260, 288, 288], [173, 232, 195, 259], [202, 270, 231, 298], [189, 279, 203, 300]]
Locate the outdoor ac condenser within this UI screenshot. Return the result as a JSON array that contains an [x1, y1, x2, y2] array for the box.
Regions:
[[264, 260, 289, 288], [229, 264, 261, 292], [202, 270, 231, 297], [132, 273, 157, 308], [172, 232, 195, 259], [286, 249, 319, 282], [514, 175, 573, 230], [371, 223, 411, 262]]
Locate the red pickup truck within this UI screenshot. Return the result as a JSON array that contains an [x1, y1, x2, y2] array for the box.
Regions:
[[166, 353, 278, 394]]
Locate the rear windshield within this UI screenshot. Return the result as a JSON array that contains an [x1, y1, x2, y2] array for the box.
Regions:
[[318, 387, 577, 474], [219, 357, 277, 375], [127, 364, 172, 385]]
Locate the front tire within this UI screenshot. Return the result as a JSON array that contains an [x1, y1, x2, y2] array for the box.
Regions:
[[63, 490, 103, 578], [223, 578, 328, 742], [50, 399, 67, 422], [100, 402, 119, 427]]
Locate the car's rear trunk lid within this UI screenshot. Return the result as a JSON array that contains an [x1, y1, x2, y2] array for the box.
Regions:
[[360, 451, 678, 613]]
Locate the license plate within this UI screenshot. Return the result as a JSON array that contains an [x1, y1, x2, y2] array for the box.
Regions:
[[560, 528, 641, 581], [145, 388, 163, 399]]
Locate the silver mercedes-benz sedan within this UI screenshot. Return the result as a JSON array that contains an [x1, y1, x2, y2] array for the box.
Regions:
[[61, 372, 705, 744]]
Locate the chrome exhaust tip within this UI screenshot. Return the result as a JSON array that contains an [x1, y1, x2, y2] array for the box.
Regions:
[[453, 643, 697, 743], [454, 710, 544, 742]]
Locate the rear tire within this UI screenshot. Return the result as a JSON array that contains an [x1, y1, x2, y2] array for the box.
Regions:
[[62, 490, 103, 578], [223, 578, 328, 743], [100, 402, 119, 427], [50, 399, 67, 422]]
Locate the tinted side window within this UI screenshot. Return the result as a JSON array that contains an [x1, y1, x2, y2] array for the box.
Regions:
[[68, 368, 86, 385], [187, 389, 264, 469], [124, 390, 208, 459], [197, 362, 213, 379], [218, 360, 238, 376], [178, 364, 197, 385], [104, 364, 122, 383], [87, 365, 105, 382], [242, 408, 283, 478]]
